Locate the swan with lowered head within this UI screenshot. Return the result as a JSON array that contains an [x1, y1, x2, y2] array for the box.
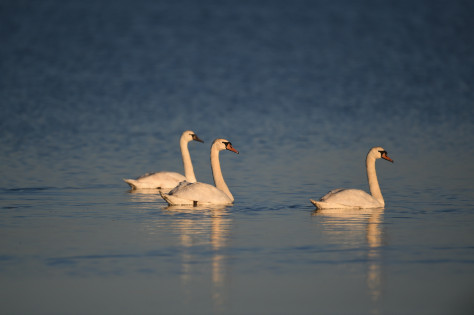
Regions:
[[161, 138, 238, 205], [123, 130, 203, 189], [311, 147, 393, 209]]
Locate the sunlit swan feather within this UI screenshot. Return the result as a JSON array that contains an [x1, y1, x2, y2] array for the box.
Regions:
[[311, 147, 393, 209], [123, 130, 203, 189], [161, 139, 238, 205]]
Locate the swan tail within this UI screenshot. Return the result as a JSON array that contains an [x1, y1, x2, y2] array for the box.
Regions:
[[123, 178, 138, 189], [310, 199, 324, 209], [123, 178, 164, 189], [160, 191, 194, 206]]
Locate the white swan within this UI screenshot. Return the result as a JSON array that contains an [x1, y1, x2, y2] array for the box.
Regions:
[[123, 130, 203, 189], [311, 147, 393, 209], [160, 139, 239, 205]]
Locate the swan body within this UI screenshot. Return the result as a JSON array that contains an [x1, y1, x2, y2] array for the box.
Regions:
[[124, 172, 186, 190], [161, 139, 238, 205], [123, 130, 203, 189], [311, 188, 384, 209], [160, 181, 232, 205], [311, 147, 393, 209]]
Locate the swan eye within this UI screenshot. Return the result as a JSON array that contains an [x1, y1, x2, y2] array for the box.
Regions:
[[223, 141, 234, 150], [379, 150, 387, 156]]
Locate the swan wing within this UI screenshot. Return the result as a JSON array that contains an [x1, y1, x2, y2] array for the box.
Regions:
[[320, 188, 345, 201]]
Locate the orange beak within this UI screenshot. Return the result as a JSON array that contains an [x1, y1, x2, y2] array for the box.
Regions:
[[227, 144, 239, 154], [381, 153, 394, 163]]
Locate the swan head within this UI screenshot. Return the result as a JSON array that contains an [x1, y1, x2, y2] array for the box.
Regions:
[[213, 138, 239, 154], [182, 130, 204, 143], [369, 146, 394, 163]]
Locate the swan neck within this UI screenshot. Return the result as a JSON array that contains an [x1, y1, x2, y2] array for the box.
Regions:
[[211, 147, 234, 202], [180, 138, 196, 182], [366, 155, 384, 206]]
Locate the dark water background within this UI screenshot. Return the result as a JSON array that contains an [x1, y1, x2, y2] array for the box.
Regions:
[[0, 0, 473, 314]]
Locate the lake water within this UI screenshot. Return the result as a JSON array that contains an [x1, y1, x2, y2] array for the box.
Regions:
[[1, 0, 473, 314]]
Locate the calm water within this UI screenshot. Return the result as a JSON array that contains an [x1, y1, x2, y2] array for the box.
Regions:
[[1, 0, 473, 314]]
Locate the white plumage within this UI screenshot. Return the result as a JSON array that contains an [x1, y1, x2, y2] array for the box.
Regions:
[[123, 130, 203, 189], [311, 147, 393, 209], [161, 138, 238, 205]]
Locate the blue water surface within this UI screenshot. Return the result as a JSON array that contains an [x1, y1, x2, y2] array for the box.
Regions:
[[0, 0, 473, 314]]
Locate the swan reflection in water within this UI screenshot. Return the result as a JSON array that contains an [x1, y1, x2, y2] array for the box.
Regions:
[[164, 204, 232, 312], [312, 208, 384, 310]]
